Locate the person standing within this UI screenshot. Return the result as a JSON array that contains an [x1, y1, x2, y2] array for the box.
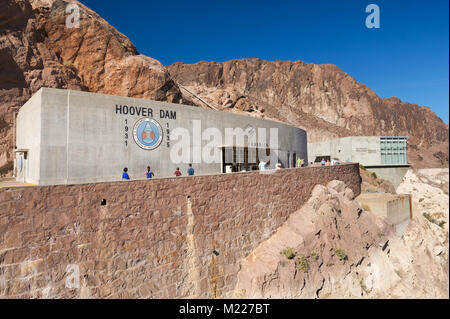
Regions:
[[187, 164, 195, 176], [122, 167, 130, 180], [296, 157, 301, 167], [258, 160, 267, 171], [146, 166, 154, 179], [174, 167, 182, 177], [321, 158, 326, 166]]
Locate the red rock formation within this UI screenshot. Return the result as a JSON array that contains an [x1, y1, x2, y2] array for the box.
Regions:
[[168, 60, 449, 168], [0, 0, 184, 175]]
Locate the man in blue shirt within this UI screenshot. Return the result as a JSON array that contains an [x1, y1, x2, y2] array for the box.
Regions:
[[146, 166, 154, 179], [187, 164, 194, 176], [122, 167, 130, 180]]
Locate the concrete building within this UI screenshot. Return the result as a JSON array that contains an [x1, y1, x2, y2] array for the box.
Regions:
[[308, 136, 410, 188], [14, 88, 307, 185], [357, 193, 412, 235]]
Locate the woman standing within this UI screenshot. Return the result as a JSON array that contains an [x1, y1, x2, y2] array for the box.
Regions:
[[146, 166, 155, 179]]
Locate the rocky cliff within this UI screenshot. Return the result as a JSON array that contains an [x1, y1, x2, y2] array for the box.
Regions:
[[168, 60, 449, 168], [0, 0, 185, 175], [233, 179, 449, 298]]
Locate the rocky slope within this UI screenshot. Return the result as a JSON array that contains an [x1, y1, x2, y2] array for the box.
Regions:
[[233, 180, 449, 298], [0, 0, 186, 175], [168, 60, 449, 168], [397, 168, 449, 231]]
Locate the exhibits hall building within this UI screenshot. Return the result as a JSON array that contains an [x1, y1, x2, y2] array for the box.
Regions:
[[14, 88, 308, 185]]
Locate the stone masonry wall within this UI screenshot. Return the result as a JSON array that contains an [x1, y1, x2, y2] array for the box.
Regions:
[[0, 164, 360, 298]]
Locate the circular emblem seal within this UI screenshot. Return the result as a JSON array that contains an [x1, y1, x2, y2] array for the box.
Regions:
[[133, 118, 163, 150]]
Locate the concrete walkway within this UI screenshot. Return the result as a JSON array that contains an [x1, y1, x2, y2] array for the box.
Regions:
[[0, 178, 36, 188]]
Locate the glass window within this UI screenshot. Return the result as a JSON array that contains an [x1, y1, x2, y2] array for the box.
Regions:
[[236, 147, 244, 164], [381, 137, 407, 165]]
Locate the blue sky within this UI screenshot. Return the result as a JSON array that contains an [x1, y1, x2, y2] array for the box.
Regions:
[[80, 0, 449, 123]]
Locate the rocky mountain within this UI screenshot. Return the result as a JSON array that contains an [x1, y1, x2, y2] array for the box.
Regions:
[[167, 60, 449, 168], [0, 0, 448, 176], [0, 0, 186, 175]]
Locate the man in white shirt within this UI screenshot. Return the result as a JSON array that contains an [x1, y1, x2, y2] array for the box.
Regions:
[[258, 161, 267, 171]]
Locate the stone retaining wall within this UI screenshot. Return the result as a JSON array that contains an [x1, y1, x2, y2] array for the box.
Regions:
[[0, 164, 360, 298]]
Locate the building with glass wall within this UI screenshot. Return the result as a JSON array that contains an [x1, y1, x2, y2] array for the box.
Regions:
[[380, 136, 408, 165], [307, 136, 410, 188]]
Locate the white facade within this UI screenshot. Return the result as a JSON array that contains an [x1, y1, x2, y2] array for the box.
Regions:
[[307, 136, 408, 166], [307, 135, 410, 188], [15, 88, 308, 185]]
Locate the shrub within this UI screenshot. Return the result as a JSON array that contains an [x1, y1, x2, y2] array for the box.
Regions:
[[359, 278, 371, 294], [334, 248, 347, 260], [236, 289, 246, 298], [423, 212, 433, 222], [371, 172, 377, 179], [280, 247, 296, 260], [62, 60, 76, 71], [310, 251, 319, 260], [296, 255, 309, 273], [423, 213, 446, 228], [359, 164, 366, 170]]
